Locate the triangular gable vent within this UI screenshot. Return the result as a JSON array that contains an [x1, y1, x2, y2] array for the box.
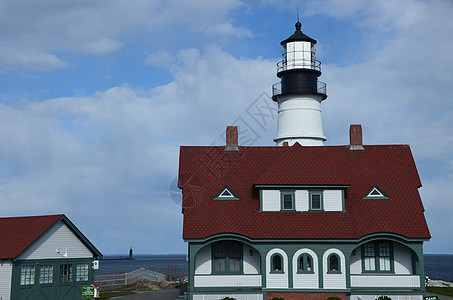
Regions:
[[363, 185, 389, 199], [214, 186, 239, 200], [220, 189, 233, 197]]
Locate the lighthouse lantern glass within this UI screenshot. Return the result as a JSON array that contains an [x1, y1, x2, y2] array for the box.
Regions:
[[283, 41, 314, 71]]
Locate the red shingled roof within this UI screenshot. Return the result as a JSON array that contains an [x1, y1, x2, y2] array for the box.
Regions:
[[179, 143, 430, 240], [0, 214, 63, 259]]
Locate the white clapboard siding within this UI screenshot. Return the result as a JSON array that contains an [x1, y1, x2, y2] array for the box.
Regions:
[[195, 245, 211, 275], [349, 246, 362, 274], [194, 275, 261, 287], [261, 190, 280, 211], [292, 248, 319, 289], [262, 189, 343, 212], [243, 245, 260, 274], [193, 293, 263, 300], [322, 249, 346, 289], [17, 222, 93, 260], [351, 275, 420, 288], [323, 190, 343, 211], [295, 190, 308, 211], [393, 243, 413, 274], [265, 249, 288, 288], [351, 295, 423, 300], [0, 262, 12, 300]]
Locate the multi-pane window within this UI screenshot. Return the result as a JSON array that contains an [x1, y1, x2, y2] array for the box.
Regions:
[[60, 264, 73, 282], [310, 192, 322, 210], [280, 190, 295, 210], [363, 243, 376, 271], [212, 241, 242, 274], [378, 242, 391, 271], [20, 266, 35, 285], [282, 194, 293, 210], [362, 241, 393, 272], [271, 254, 283, 273], [39, 265, 53, 284], [298, 253, 313, 273], [76, 264, 89, 281]]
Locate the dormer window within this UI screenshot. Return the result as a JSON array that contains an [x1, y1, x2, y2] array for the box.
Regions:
[[213, 186, 239, 200], [280, 190, 295, 211], [309, 191, 323, 211], [258, 186, 346, 212]]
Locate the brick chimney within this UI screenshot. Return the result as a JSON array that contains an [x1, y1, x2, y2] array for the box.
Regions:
[[225, 126, 238, 151], [349, 124, 364, 150]]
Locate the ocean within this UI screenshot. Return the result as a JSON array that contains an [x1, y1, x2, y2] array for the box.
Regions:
[[95, 254, 188, 276], [424, 254, 453, 283], [95, 254, 453, 283]]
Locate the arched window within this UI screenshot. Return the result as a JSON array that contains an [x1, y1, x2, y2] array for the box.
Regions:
[[298, 253, 314, 273], [328, 253, 341, 273], [271, 253, 283, 273]]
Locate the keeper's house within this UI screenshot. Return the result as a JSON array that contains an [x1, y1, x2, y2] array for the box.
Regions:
[[0, 214, 102, 300], [178, 21, 430, 300]]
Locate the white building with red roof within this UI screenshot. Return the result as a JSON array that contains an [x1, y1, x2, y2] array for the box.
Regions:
[[178, 22, 430, 300], [0, 214, 101, 300]]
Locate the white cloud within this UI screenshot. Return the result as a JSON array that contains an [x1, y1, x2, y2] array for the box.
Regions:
[[83, 38, 124, 54], [0, 0, 252, 71], [145, 51, 176, 69], [0, 47, 67, 71], [0, 46, 275, 253], [311, 0, 453, 253]]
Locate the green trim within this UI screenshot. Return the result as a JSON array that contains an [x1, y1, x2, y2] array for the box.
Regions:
[[184, 232, 429, 244], [361, 241, 394, 273], [351, 291, 426, 295], [296, 253, 315, 274], [213, 185, 240, 200], [187, 238, 427, 298], [351, 287, 424, 291], [11, 258, 95, 299], [255, 185, 350, 189], [309, 190, 324, 211], [260, 189, 263, 211], [327, 253, 341, 274], [362, 185, 390, 199], [211, 241, 243, 275], [342, 189, 346, 212], [262, 288, 351, 292], [270, 253, 284, 273], [280, 189, 295, 211]]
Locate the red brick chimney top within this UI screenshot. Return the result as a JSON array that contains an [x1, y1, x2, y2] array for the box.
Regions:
[[349, 124, 364, 150], [225, 126, 238, 151]]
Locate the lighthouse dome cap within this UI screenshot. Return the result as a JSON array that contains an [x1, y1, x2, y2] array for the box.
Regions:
[[281, 21, 317, 45]]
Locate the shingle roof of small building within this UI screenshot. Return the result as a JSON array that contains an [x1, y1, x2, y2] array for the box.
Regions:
[[0, 214, 101, 259], [179, 143, 430, 241]]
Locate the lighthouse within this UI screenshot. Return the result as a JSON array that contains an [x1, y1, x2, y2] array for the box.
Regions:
[[272, 21, 327, 146]]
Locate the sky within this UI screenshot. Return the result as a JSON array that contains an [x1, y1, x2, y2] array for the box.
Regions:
[[1, 0, 452, 255]]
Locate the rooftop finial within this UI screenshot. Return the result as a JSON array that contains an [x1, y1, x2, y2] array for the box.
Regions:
[[295, 8, 302, 31]]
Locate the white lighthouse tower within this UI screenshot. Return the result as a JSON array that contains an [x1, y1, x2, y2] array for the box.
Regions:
[[272, 21, 327, 146]]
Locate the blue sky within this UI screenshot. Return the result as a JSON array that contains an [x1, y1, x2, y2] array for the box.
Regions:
[[1, 0, 452, 255]]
